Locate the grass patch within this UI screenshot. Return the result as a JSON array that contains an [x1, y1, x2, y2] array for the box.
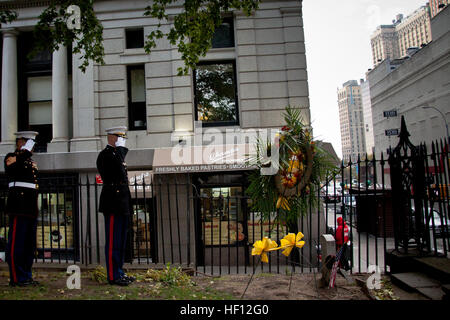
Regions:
[[145, 263, 194, 287], [0, 265, 233, 300], [89, 266, 108, 284], [372, 279, 399, 300]]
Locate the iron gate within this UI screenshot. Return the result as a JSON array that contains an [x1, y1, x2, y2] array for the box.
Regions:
[[0, 129, 448, 275]]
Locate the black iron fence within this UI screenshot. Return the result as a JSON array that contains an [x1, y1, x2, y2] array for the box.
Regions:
[[0, 138, 448, 276]]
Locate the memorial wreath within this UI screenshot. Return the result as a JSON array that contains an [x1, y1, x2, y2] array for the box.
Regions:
[[246, 106, 336, 233]]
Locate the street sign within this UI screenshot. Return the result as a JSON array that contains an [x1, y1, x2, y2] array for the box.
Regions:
[[384, 110, 397, 118], [385, 129, 399, 136]]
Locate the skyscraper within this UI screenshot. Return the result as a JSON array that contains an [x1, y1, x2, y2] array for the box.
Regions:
[[370, 17, 402, 66], [337, 80, 366, 162], [370, 5, 432, 66], [430, 0, 449, 18], [360, 78, 375, 156], [396, 5, 432, 57]]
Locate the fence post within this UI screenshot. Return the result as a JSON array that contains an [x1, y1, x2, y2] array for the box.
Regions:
[[85, 174, 92, 266]]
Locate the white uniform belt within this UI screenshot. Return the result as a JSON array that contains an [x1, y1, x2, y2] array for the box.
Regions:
[[8, 182, 38, 189]]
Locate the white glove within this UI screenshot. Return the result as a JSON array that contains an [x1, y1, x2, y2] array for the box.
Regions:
[[115, 137, 126, 148], [21, 139, 35, 152]]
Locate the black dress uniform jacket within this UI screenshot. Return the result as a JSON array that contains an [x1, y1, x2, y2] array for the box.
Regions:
[[96, 145, 132, 215], [4, 149, 39, 219]]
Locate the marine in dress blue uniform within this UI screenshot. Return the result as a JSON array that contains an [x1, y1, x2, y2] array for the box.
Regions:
[[96, 127, 135, 286], [4, 131, 40, 287]]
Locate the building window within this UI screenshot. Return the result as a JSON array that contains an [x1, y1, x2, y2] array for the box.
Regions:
[[199, 186, 244, 246], [18, 32, 70, 153], [211, 17, 234, 48], [194, 61, 239, 126], [126, 28, 144, 49], [127, 65, 147, 130], [27, 76, 52, 152]]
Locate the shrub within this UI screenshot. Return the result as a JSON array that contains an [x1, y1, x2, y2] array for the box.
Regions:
[[145, 263, 193, 287]]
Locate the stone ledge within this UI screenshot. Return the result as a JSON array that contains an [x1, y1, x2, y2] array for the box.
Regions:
[[0, 148, 155, 173]]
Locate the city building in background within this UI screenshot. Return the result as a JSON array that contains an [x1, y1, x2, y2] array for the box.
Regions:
[[337, 80, 366, 162], [370, 5, 432, 66], [360, 78, 375, 156], [430, 0, 449, 18], [396, 5, 433, 58], [318, 141, 341, 167], [368, 5, 450, 157], [370, 16, 402, 66]]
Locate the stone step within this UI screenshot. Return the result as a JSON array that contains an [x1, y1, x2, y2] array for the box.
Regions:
[[413, 256, 450, 283], [416, 287, 445, 300], [442, 284, 450, 301], [443, 284, 450, 295], [391, 272, 444, 300]]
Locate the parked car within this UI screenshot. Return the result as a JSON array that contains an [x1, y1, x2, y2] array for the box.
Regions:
[[427, 210, 450, 238], [323, 194, 341, 204], [411, 206, 450, 238], [321, 184, 342, 203], [342, 194, 356, 208]]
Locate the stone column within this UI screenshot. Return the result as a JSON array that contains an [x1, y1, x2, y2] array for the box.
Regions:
[[70, 50, 101, 152], [0, 29, 18, 155], [48, 45, 70, 152]]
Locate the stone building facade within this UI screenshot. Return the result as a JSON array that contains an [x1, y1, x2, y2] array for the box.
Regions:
[[371, 24, 399, 66], [0, 0, 313, 266], [395, 5, 433, 58], [368, 5, 450, 157], [370, 5, 432, 67], [430, 0, 449, 18], [360, 78, 374, 156]]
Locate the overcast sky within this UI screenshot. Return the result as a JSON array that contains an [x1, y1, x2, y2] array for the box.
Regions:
[[302, 0, 428, 158]]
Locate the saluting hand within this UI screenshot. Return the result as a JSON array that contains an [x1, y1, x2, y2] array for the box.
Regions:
[[21, 139, 36, 152], [115, 137, 126, 148]]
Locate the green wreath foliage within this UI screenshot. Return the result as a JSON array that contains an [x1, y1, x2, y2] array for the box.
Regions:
[[246, 106, 338, 231], [0, 0, 261, 74]]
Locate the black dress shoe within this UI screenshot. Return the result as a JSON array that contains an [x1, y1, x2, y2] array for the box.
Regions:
[[9, 279, 40, 287], [123, 274, 136, 282], [108, 277, 130, 286], [20, 279, 40, 286]]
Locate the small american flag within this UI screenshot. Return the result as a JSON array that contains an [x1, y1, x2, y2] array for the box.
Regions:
[[329, 246, 344, 288]]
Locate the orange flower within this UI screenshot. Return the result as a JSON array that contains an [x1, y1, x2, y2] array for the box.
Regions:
[[281, 175, 297, 188]]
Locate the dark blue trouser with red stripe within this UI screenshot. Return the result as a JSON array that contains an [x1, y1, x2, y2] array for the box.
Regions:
[[6, 216, 37, 284], [104, 214, 129, 282]]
